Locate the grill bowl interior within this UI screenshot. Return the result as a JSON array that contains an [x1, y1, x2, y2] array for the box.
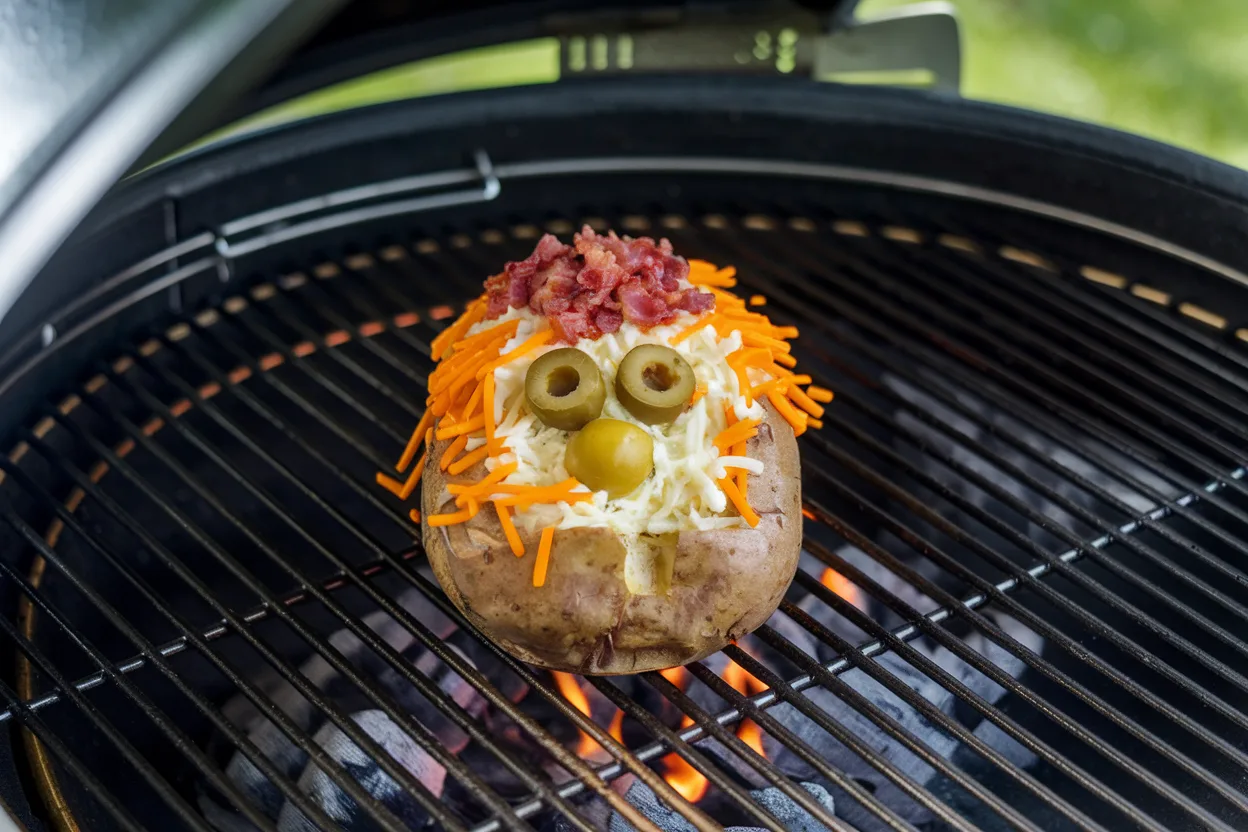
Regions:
[[4, 78, 1248, 832]]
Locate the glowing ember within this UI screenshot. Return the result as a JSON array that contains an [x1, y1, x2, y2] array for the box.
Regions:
[[609, 708, 625, 744], [723, 658, 769, 756], [820, 566, 867, 611], [552, 671, 603, 758]]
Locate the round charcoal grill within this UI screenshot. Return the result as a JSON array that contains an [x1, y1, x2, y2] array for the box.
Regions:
[[5, 3, 1248, 831]]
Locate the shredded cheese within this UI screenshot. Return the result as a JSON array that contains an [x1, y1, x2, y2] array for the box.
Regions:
[[382, 255, 830, 553]]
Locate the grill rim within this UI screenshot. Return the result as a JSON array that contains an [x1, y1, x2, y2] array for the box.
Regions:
[[7, 209, 1248, 831]]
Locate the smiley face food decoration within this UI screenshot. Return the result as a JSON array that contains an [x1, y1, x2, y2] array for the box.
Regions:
[[379, 227, 831, 674]]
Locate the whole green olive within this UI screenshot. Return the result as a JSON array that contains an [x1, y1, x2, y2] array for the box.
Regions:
[[564, 418, 654, 498], [524, 348, 606, 430], [615, 344, 697, 425]]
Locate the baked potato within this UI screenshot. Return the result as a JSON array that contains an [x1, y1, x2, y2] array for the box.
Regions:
[[422, 404, 801, 674], [378, 226, 827, 675]]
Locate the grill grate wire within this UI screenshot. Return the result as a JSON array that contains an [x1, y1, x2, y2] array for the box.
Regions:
[[0, 212, 1245, 831]]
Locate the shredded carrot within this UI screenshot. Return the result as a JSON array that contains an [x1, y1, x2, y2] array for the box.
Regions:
[[397, 449, 429, 499], [428, 499, 480, 527], [768, 390, 808, 436], [496, 502, 525, 557], [376, 472, 404, 498], [448, 444, 490, 475], [788, 385, 825, 419], [460, 382, 485, 421], [807, 385, 834, 403], [452, 318, 520, 352], [749, 295, 766, 306], [718, 477, 760, 527], [690, 383, 707, 405], [436, 415, 485, 440], [742, 332, 791, 354], [440, 434, 469, 471], [430, 300, 486, 360], [483, 372, 500, 453], [448, 461, 519, 502], [534, 527, 555, 586], [714, 418, 761, 452], [688, 265, 737, 288], [396, 409, 433, 472], [671, 314, 717, 345], [477, 330, 554, 379]]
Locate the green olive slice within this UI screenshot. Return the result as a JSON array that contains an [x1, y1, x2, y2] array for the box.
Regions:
[[524, 348, 606, 431], [615, 344, 697, 425], [564, 418, 654, 498]]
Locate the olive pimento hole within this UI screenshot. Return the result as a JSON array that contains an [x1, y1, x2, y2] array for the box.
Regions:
[[642, 362, 675, 392], [547, 366, 581, 397]]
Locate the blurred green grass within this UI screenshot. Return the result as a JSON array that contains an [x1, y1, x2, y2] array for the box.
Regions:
[[207, 0, 1248, 167], [864, 0, 1248, 167]]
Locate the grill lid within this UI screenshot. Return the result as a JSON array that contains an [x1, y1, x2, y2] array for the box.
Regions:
[[0, 0, 955, 336]]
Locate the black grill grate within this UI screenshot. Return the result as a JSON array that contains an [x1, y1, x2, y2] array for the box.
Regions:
[[2, 210, 1248, 831]]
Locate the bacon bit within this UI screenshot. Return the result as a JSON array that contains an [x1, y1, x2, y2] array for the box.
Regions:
[[807, 386, 834, 403], [440, 434, 470, 471], [719, 477, 760, 527], [749, 295, 767, 306], [448, 444, 490, 475], [713, 418, 760, 453], [788, 386, 825, 419], [496, 502, 525, 557], [428, 499, 479, 527], [534, 527, 555, 586], [436, 415, 485, 441], [476, 330, 554, 379], [397, 410, 434, 472], [690, 383, 707, 405]]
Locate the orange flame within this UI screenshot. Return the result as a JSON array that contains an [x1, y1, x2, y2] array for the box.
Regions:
[[552, 671, 604, 758], [820, 566, 866, 611], [659, 656, 772, 803]]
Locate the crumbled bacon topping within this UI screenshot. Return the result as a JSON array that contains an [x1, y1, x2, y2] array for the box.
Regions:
[[483, 226, 714, 342]]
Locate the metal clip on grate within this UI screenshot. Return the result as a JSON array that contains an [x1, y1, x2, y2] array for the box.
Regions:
[[2, 210, 1248, 832]]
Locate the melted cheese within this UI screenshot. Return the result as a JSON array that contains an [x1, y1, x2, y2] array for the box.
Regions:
[[463, 305, 766, 535]]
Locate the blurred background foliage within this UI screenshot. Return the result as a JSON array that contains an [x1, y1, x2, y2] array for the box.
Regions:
[[863, 0, 1248, 167], [205, 0, 1248, 168]]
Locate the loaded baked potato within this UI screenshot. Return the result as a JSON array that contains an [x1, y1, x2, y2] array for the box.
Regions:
[[379, 227, 830, 674]]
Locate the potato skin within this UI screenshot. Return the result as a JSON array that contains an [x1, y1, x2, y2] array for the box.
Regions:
[[422, 406, 801, 674]]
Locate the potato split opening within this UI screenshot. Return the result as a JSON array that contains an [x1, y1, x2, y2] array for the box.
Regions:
[[623, 533, 677, 595]]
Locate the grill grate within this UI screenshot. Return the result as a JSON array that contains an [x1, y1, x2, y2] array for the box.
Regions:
[[2, 210, 1248, 831]]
